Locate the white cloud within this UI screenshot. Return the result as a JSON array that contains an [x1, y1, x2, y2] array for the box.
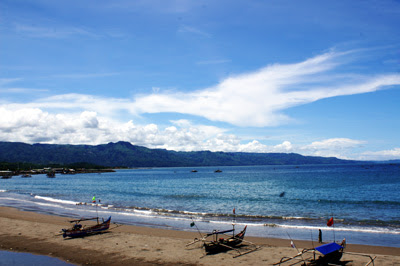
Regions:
[[80, 111, 99, 128], [272, 141, 293, 152], [1, 105, 395, 160], [299, 138, 366, 159], [0, 107, 228, 151], [130, 50, 400, 127], [359, 148, 400, 161], [1, 49, 400, 160], [3, 50, 400, 128], [303, 138, 365, 150]]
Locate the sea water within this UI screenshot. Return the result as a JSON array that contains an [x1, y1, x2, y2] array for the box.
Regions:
[[0, 164, 399, 247], [0, 250, 75, 266]]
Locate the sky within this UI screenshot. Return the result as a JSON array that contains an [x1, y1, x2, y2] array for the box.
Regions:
[[1, 0, 400, 161]]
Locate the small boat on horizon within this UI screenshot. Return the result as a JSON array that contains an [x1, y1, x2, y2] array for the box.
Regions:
[[46, 171, 55, 178]]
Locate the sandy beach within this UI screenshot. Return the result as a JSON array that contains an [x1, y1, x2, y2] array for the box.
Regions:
[[0, 207, 399, 265]]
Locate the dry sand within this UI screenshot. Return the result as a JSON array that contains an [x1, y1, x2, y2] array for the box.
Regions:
[[0, 207, 399, 265]]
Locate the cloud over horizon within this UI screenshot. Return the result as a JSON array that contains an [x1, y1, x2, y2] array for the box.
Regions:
[[1, 49, 400, 160]]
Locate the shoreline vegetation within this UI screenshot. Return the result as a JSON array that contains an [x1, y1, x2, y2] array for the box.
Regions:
[[0, 161, 115, 178], [0, 207, 399, 265]]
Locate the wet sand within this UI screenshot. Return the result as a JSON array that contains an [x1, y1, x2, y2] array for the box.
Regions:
[[0, 206, 399, 265]]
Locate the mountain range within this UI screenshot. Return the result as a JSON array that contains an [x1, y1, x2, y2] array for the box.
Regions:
[[0, 141, 360, 168]]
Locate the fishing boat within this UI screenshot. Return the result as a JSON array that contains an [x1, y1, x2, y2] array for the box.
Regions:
[[62, 216, 111, 238], [274, 239, 376, 265], [47, 171, 55, 178], [203, 226, 247, 254], [274, 241, 345, 265], [186, 224, 258, 257]]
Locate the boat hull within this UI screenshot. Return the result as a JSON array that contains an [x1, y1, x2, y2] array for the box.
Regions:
[[62, 216, 111, 238], [204, 226, 247, 254]]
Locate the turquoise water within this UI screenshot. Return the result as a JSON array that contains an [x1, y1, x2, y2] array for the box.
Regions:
[[1, 164, 399, 247]]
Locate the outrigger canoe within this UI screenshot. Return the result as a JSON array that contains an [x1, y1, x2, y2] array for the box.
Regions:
[[204, 225, 247, 254], [62, 216, 111, 238], [186, 224, 259, 257]]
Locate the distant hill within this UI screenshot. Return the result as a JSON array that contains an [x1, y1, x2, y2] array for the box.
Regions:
[[0, 141, 358, 167]]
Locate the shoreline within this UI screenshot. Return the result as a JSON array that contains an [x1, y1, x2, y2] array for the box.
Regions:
[[1, 207, 399, 265]]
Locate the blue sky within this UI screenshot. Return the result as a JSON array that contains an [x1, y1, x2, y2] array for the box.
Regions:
[[1, 0, 400, 160]]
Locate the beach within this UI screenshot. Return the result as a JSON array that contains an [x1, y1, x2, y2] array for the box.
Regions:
[[0, 207, 399, 265]]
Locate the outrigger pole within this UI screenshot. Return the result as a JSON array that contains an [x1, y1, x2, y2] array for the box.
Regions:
[[286, 232, 306, 265], [185, 217, 205, 247], [69, 217, 99, 223], [232, 207, 236, 236], [329, 200, 336, 242], [191, 217, 203, 238]]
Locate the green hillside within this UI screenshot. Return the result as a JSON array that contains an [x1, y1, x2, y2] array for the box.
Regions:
[[0, 141, 356, 168]]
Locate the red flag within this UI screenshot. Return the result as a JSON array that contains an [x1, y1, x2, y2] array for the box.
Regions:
[[233, 208, 235, 215], [327, 217, 334, 227]]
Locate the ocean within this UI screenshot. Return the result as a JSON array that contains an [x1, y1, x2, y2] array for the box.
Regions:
[[1, 164, 399, 247]]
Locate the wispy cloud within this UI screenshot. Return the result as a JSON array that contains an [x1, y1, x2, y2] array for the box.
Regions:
[[0, 88, 48, 94], [50, 72, 120, 79], [0, 78, 22, 86], [196, 59, 231, 65], [105, 0, 197, 14], [178, 25, 211, 38], [3, 49, 400, 128], [131, 49, 400, 127], [14, 23, 99, 39]]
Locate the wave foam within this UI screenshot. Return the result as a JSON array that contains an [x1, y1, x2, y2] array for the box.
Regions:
[[34, 195, 78, 205], [264, 223, 400, 235]]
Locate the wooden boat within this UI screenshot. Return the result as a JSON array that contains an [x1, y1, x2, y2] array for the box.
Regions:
[[62, 216, 111, 238], [186, 224, 258, 257], [203, 226, 247, 254]]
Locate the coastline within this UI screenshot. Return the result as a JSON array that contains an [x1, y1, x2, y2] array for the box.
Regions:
[[1, 207, 399, 265]]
